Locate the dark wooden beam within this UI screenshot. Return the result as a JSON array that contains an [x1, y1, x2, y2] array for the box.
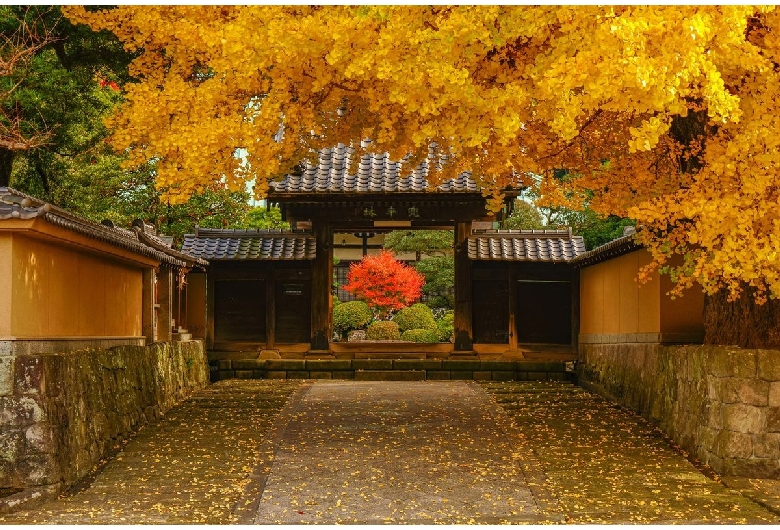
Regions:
[[509, 264, 518, 351], [205, 269, 215, 350], [266, 263, 276, 349], [571, 266, 580, 356], [142, 268, 157, 344], [279, 195, 490, 224], [157, 268, 174, 342], [310, 221, 332, 351], [453, 221, 473, 351]]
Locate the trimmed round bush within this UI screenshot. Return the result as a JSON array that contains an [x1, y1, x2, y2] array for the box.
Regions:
[[392, 303, 437, 333], [365, 321, 401, 341], [435, 311, 454, 342], [401, 328, 440, 343], [333, 300, 373, 335]]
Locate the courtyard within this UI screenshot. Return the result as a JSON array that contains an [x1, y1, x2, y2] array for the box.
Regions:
[[2, 379, 778, 525]]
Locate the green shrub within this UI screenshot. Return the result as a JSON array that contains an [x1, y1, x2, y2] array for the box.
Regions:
[[392, 303, 437, 332], [333, 301, 373, 335], [401, 328, 440, 343], [435, 311, 454, 342], [365, 321, 401, 340]]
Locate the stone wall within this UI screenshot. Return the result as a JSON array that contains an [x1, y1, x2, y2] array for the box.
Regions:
[[579, 343, 780, 478], [1, 341, 208, 494]]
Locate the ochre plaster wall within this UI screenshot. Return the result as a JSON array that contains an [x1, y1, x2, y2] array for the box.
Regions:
[[9, 235, 143, 338], [0, 234, 11, 337], [579, 250, 660, 335], [660, 271, 705, 334], [186, 271, 206, 339]]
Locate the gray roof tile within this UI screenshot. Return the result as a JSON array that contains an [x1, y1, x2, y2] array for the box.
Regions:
[[570, 229, 641, 268], [0, 187, 193, 268], [271, 144, 478, 194], [181, 228, 316, 261], [468, 229, 586, 262]]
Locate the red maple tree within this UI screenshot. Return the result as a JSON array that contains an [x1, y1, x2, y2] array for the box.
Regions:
[[344, 250, 424, 317]]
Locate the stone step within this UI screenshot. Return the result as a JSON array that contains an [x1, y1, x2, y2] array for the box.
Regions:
[[354, 370, 426, 381], [211, 357, 576, 383]]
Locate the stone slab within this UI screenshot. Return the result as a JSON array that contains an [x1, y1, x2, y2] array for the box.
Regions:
[[232, 359, 267, 370], [441, 359, 482, 371], [252, 381, 540, 524], [392, 359, 443, 371], [352, 359, 394, 370], [306, 360, 352, 371], [265, 360, 307, 371], [354, 370, 425, 381]]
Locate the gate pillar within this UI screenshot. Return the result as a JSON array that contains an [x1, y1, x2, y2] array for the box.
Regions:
[[453, 221, 473, 351], [311, 221, 333, 351]]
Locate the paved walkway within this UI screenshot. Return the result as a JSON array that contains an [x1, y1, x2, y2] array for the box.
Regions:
[[1, 380, 779, 524]]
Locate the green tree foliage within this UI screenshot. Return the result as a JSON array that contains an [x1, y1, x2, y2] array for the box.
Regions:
[[383, 230, 455, 311], [561, 209, 635, 250], [0, 5, 133, 190], [0, 7, 249, 244], [383, 230, 453, 259], [503, 200, 545, 230], [159, 184, 251, 245], [413, 257, 455, 310], [508, 185, 635, 250], [245, 205, 289, 230]]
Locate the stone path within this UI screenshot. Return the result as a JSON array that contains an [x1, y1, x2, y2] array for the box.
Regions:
[[251, 380, 546, 524], [0, 379, 778, 524]]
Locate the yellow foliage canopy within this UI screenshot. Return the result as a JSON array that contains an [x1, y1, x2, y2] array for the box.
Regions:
[[65, 6, 780, 300]]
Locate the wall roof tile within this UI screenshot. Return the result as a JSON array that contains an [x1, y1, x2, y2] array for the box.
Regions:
[[181, 228, 316, 260]]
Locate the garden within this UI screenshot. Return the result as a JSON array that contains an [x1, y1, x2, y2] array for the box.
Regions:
[[332, 249, 454, 344]]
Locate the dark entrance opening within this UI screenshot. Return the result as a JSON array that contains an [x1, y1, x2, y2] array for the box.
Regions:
[[516, 280, 572, 344], [214, 278, 267, 343], [275, 279, 311, 343], [473, 266, 510, 343]]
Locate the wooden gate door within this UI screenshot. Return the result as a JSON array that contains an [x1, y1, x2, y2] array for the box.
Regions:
[[515, 280, 572, 344], [274, 279, 311, 343], [213, 278, 267, 344], [472, 266, 510, 343]]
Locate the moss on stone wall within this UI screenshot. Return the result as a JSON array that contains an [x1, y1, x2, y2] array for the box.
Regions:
[[580, 344, 780, 478], [1, 341, 208, 491]]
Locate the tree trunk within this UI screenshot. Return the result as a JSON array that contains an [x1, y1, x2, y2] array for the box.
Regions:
[[0, 149, 15, 187], [704, 285, 780, 348]]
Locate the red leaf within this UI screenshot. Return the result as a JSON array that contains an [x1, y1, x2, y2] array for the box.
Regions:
[[344, 250, 424, 316]]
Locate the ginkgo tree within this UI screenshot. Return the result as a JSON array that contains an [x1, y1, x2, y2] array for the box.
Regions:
[[64, 6, 780, 303]]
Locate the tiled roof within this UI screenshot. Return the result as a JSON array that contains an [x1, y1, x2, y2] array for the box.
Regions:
[[181, 228, 316, 260], [468, 229, 587, 262], [571, 227, 641, 268], [270, 144, 479, 194], [0, 187, 190, 268], [129, 220, 208, 268]]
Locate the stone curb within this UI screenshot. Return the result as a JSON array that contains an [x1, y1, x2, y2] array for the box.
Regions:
[[0, 485, 59, 515]]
